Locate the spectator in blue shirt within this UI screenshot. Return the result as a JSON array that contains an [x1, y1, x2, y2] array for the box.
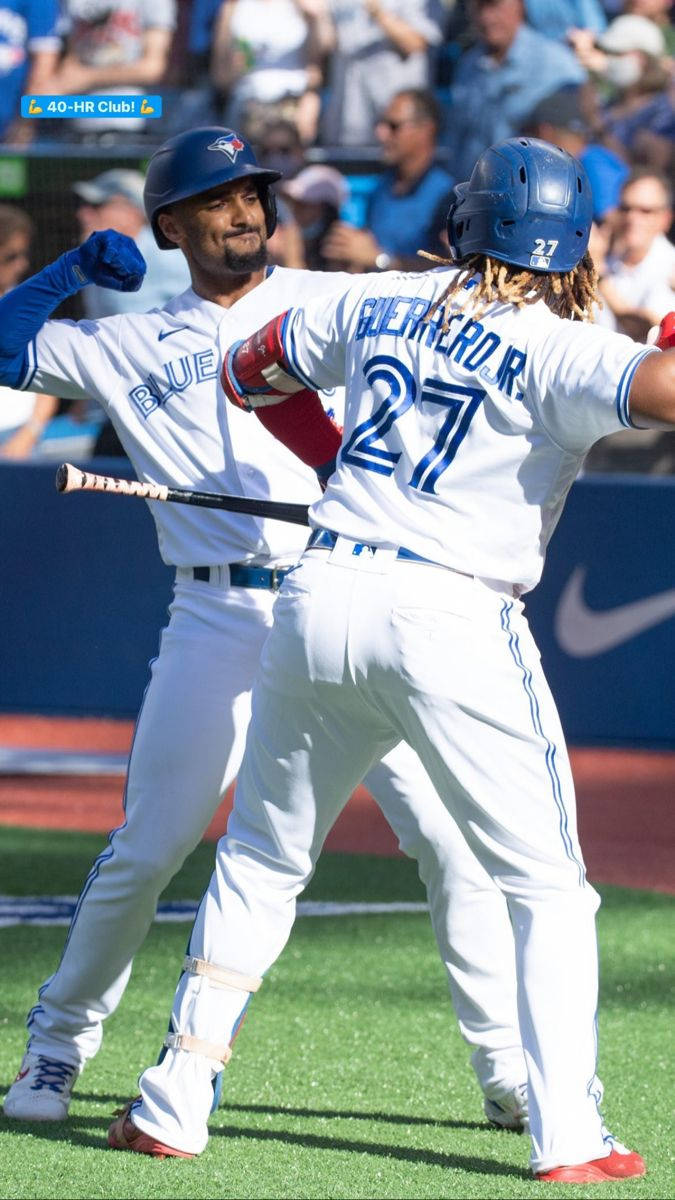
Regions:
[[0, 0, 61, 143], [320, 88, 454, 272], [443, 0, 586, 182], [524, 0, 606, 43]]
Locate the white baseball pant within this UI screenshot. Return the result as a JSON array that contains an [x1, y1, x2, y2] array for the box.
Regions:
[[132, 545, 606, 1173], [25, 570, 524, 1102]]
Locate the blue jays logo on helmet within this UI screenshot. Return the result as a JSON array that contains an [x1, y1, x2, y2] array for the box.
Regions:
[[144, 127, 282, 248], [208, 133, 246, 162]]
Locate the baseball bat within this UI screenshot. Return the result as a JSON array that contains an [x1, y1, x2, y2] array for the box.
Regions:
[[55, 463, 311, 527]]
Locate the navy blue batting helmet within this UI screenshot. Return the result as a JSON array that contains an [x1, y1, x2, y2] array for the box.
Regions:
[[447, 137, 593, 273], [144, 127, 281, 249]]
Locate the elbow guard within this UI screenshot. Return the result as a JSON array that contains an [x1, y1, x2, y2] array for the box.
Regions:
[[222, 312, 307, 410]]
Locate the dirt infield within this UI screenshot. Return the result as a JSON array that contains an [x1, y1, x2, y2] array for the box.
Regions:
[[0, 715, 673, 893]]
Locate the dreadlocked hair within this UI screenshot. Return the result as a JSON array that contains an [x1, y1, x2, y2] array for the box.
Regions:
[[418, 249, 600, 333]]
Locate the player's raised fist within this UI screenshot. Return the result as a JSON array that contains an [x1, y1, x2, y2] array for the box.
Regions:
[[65, 230, 147, 293]]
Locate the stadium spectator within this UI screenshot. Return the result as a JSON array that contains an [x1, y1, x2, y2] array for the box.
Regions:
[[569, 15, 673, 170], [72, 168, 190, 455], [320, 0, 444, 147], [279, 163, 348, 269], [0, 205, 57, 456], [254, 116, 306, 180], [523, 87, 629, 222], [443, 0, 585, 182], [209, 0, 333, 145], [624, 0, 675, 53], [0, 0, 61, 144], [321, 88, 453, 272], [47, 0, 176, 143], [598, 169, 675, 333]]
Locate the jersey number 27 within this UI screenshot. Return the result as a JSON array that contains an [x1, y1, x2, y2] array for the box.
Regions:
[[341, 356, 484, 494]]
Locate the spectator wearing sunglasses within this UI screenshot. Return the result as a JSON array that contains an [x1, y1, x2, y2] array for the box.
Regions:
[[320, 88, 453, 273], [598, 168, 675, 334]]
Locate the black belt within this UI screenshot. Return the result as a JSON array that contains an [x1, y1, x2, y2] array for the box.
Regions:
[[191, 564, 292, 590]]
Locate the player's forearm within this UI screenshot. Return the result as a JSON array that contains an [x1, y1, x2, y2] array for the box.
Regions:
[[222, 315, 341, 476], [0, 232, 145, 387], [254, 391, 341, 476]]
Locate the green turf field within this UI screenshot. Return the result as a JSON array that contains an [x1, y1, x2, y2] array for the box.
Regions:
[[1, 827, 673, 1199]]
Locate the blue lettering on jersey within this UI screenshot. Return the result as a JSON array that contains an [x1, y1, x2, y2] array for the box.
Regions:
[[353, 293, 527, 400], [128, 350, 219, 419]]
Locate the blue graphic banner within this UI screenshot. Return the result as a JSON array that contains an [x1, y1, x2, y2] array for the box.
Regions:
[[21, 95, 162, 119]]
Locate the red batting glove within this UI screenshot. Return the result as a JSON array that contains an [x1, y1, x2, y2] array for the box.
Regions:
[[655, 312, 675, 351]]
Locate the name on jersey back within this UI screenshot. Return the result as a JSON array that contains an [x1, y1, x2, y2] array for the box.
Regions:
[[355, 293, 527, 400]]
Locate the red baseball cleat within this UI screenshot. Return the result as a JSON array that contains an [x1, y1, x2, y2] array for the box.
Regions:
[[536, 1146, 646, 1183], [107, 1102, 194, 1160]]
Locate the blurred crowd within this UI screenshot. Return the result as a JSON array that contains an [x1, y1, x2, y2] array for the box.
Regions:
[[0, 0, 673, 469]]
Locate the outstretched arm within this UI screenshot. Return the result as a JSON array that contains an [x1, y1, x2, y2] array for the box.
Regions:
[[0, 231, 145, 388], [222, 312, 342, 481], [629, 314, 675, 427]]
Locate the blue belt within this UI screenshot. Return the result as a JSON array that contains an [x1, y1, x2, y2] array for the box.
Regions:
[[306, 528, 439, 566], [191, 564, 292, 590]]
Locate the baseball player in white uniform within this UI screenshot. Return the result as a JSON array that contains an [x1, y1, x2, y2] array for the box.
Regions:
[[107, 139, 675, 1181], [3, 129, 529, 1131]]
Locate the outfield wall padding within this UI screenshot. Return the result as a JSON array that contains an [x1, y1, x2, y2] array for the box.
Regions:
[[1, 462, 673, 747]]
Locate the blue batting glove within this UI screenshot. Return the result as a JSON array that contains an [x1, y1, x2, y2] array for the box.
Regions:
[[64, 230, 147, 293]]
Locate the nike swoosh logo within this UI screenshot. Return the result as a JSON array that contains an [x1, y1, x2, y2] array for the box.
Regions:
[[158, 326, 188, 341], [554, 566, 675, 658]]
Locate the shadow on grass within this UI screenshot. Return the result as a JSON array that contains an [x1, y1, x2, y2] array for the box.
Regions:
[[211, 1121, 530, 1179], [219, 1099, 488, 1132], [0, 1112, 529, 1180], [41, 1094, 488, 1134]]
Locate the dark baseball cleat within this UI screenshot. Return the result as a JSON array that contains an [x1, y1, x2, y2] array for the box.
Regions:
[[107, 1102, 195, 1159], [536, 1146, 646, 1183]]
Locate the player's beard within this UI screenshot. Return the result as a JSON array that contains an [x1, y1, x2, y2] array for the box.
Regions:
[[221, 230, 267, 273]]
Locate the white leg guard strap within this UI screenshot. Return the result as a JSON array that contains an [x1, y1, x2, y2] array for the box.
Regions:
[[164, 1033, 232, 1065], [183, 955, 262, 993]]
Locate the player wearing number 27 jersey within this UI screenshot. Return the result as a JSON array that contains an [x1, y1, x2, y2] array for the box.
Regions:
[[110, 140, 675, 1180], [282, 274, 649, 591]]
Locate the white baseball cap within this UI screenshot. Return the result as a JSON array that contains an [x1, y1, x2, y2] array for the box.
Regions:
[[281, 166, 349, 209], [598, 14, 665, 57], [72, 169, 146, 210]]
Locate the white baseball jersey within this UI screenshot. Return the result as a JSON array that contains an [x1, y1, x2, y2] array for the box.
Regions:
[[281, 267, 654, 593], [20, 267, 352, 567]]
